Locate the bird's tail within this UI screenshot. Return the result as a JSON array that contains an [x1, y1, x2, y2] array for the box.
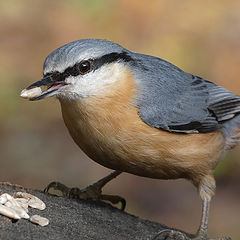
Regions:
[[222, 114, 240, 150]]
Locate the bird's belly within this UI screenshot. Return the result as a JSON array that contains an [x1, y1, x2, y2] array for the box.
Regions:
[[75, 131, 224, 180], [60, 100, 224, 181]]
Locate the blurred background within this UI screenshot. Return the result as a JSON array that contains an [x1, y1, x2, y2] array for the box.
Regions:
[[0, 0, 239, 238]]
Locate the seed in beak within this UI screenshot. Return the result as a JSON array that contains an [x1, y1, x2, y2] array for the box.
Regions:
[[20, 87, 42, 99]]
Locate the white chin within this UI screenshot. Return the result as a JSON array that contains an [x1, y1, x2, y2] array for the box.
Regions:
[[56, 90, 84, 101]]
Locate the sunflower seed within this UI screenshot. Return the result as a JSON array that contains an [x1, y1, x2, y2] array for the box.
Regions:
[[0, 193, 12, 204], [8, 205, 29, 219], [30, 215, 49, 226], [13, 192, 46, 210], [14, 198, 29, 212], [20, 87, 42, 99], [0, 204, 21, 220]]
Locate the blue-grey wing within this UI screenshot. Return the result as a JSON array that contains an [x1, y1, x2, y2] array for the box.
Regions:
[[131, 53, 240, 133]]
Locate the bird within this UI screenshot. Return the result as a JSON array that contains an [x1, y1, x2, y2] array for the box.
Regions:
[[20, 39, 239, 240]]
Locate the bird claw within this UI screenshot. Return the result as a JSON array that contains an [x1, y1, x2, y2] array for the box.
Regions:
[[43, 181, 126, 210], [152, 229, 231, 240], [152, 229, 190, 240], [43, 181, 70, 196]]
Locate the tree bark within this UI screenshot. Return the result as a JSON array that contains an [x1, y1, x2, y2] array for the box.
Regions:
[[0, 182, 190, 240]]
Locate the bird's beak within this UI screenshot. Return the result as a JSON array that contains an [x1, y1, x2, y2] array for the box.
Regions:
[[20, 75, 67, 101]]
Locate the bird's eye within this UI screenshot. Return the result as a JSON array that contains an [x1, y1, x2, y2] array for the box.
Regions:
[[79, 61, 91, 74]]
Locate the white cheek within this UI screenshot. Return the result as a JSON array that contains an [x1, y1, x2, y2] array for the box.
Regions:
[[61, 63, 125, 99]]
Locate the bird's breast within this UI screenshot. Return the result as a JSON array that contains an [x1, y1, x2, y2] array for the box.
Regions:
[[59, 69, 224, 182]]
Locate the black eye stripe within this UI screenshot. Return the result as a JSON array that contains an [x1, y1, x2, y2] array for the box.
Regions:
[[44, 62, 87, 82], [44, 51, 135, 81], [92, 51, 134, 70]]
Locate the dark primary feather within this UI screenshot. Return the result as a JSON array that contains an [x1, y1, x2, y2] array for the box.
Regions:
[[131, 52, 240, 133], [206, 81, 240, 122]]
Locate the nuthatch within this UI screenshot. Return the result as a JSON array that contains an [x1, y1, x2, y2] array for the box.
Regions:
[[21, 39, 239, 240]]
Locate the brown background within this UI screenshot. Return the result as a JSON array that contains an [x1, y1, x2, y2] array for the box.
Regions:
[[0, 0, 239, 238]]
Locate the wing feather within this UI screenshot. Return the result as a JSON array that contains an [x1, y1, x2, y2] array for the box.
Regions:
[[207, 82, 240, 122], [133, 54, 240, 133]]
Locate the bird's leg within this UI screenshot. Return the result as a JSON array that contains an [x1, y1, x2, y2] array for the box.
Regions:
[[195, 198, 211, 239], [192, 175, 231, 240], [193, 174, 216, 240], [152, 175, 231, 240], [44, 171, 126, 210]]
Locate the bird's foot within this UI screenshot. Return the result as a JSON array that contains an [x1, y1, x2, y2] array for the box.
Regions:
[[152, 229, 190, 240], [152, 229, 231, 240], [43, 173, 125, 210]]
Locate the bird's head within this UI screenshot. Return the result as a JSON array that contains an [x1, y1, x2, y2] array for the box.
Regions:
[[21, 39, 135, 101]]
